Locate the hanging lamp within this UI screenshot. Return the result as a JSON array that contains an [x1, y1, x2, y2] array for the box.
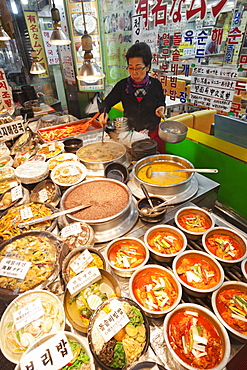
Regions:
[[0, 17, 10, 41], [76, 1, 105, 84], [49, 0, 71, 46], [30, 50, 46, 74]]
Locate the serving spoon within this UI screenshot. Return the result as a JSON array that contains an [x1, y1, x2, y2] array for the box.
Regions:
[[146, 166, 218, 179], [141, 195, 177, 215]]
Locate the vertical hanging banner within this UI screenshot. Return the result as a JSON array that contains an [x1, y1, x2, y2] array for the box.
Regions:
[[57, 2, 76, 85], [24, 11, 49, 78], [190, 65, 238, 112], [66, 0, 104, 91], [0, 69, 14, 114], [42, 30, 59, 65]]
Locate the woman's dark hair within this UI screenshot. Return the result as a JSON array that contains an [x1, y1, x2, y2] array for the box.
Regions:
[[125, 42, 152, 68]]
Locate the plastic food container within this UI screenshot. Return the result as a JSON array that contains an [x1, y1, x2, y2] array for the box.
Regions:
[[15, 161, 49, 184]]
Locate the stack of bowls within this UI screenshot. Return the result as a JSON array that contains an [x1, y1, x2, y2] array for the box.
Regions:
[[131, 139, 157, 161]]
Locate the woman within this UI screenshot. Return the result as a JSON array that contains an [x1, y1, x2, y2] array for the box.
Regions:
[[99, 42, 166, 153]]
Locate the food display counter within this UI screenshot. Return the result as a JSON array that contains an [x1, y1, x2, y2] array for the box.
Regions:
[[0, 118, 246, 370]]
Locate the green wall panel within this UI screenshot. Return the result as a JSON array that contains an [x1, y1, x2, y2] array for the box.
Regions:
[[166, 140, 247, 220]]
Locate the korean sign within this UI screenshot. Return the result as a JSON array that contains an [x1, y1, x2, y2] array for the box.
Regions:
[[0, 120, 25, 142], [97, 305, 130, 342], [190, 65, 238, 112], [24, 11, 49, 78], [42, 31, 59, 65], [0, 69, 14, 113], [67, 0, 104, 91], [20, 332, 73, 370]]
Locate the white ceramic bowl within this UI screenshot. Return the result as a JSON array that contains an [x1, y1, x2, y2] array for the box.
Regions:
[[172, 250, 224, 297], [211, 281, 247, 343], [0, 289, 65, 364], [51, 161, 87, 187], [129, 264, 182, 318], [163, 303, 231, 370], [174, 206, 214, 240], [14, 331, 95, 370], [144, 224, 187, 263], [105, 237, 149, 277], [241, 259, 247, 281], [47, 152, 78, 170], [202, 227, 247, 265]]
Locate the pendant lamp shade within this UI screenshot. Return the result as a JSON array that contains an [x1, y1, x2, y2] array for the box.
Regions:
[[0, 17, 10, 41], [30, 50, 46, 75], [76, 3, 104, 84], [49, 1, 71, 46]]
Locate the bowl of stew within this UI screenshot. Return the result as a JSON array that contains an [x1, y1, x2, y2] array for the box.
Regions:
[[129, 264, 182, 318], [105, 237, 149, 277], [202, 227, 247, 265], [211, 281, 247, 343], [241, 259, 247, 282], [172, 250, 224, 297], [144, 224, 187, 263], [163, 303, 230, 370], [174, 206, 214, 240]]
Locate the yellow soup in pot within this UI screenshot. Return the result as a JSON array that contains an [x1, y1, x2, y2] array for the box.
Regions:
[[137, 162, 189, 185]]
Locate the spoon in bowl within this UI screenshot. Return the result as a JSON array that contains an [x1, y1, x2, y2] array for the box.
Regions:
[[141, 195, 177, 215]]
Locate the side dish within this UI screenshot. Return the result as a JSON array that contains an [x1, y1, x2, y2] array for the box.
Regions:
[[205, 233, 244, 261], [177, 212, 211, 233], [147, 229, 184, 255]]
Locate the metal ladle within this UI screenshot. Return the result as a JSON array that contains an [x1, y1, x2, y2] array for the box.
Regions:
[[146, 166, 218, 179], [141, 195, 177, 215]]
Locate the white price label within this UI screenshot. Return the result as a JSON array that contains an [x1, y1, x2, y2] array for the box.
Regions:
[[68, 166, 80, 176], [20, 332, 73, 370], [13, 298, 44, 331], [70, 249, 93, 274], [61, 222, 82, 238], [20, 207, 33, 220], [11, 185, 23, 202], [9, 181, 19, 189], [0, 258, 31, 280], [67, 267, 101, 297], [48, 143, 56, 152], [38, 188, 48, 202], [97, 305, 130, 342]]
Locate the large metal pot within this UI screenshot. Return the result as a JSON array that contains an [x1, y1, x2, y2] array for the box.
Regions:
[[60, 178, 138, 243], [132, 154, 195, 196], [76, 141, 126, 171]]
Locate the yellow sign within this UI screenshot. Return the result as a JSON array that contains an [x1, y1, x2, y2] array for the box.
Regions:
[[24, 11, 49, 78], [179, 42, 194, 50]]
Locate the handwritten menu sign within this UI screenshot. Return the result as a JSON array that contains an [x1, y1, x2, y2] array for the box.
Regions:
[[97, 305, 129, 342], [0, 68, 14, 113], [61, 222, 82, 238], [13, 298, 44, 331], [20, 332, 73, 370], [20, 207, 33, 220], [70, 249, 93, 274], [67, 266, 101, 297], [11, 185, 23, 202], [0, 258, 31, 280], [0, 120, 25, 141], [190, 65, 238, 112]]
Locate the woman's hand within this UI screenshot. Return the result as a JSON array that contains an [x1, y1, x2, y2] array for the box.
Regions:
[[99, 112, 109, 126], [155, 106, 165, 118]]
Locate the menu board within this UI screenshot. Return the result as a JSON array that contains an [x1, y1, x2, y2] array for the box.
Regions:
[[66, 0, 104, 91]]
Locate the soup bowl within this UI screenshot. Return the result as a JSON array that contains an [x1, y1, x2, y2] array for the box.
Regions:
[[132, 154, 195, 196], [211, 281, 247, 343], [129, 264, 182, 318], [174, 206, 214, 240], [144, 224, 187, 263], [241, 258, 247, 282], [64, 269, 121, 333], [137, 196, 168, 223], [172, 250, 224, 297], [0, 289, 65, 364], [202, 227, 247, 265], [163, 303, 231, 370], [105, 237, 149, 277]]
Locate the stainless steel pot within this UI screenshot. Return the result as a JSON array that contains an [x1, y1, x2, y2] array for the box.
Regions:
[[60, 178, 138, 243], [132, 154, 195, 196], [76, 141, 126, 171]]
